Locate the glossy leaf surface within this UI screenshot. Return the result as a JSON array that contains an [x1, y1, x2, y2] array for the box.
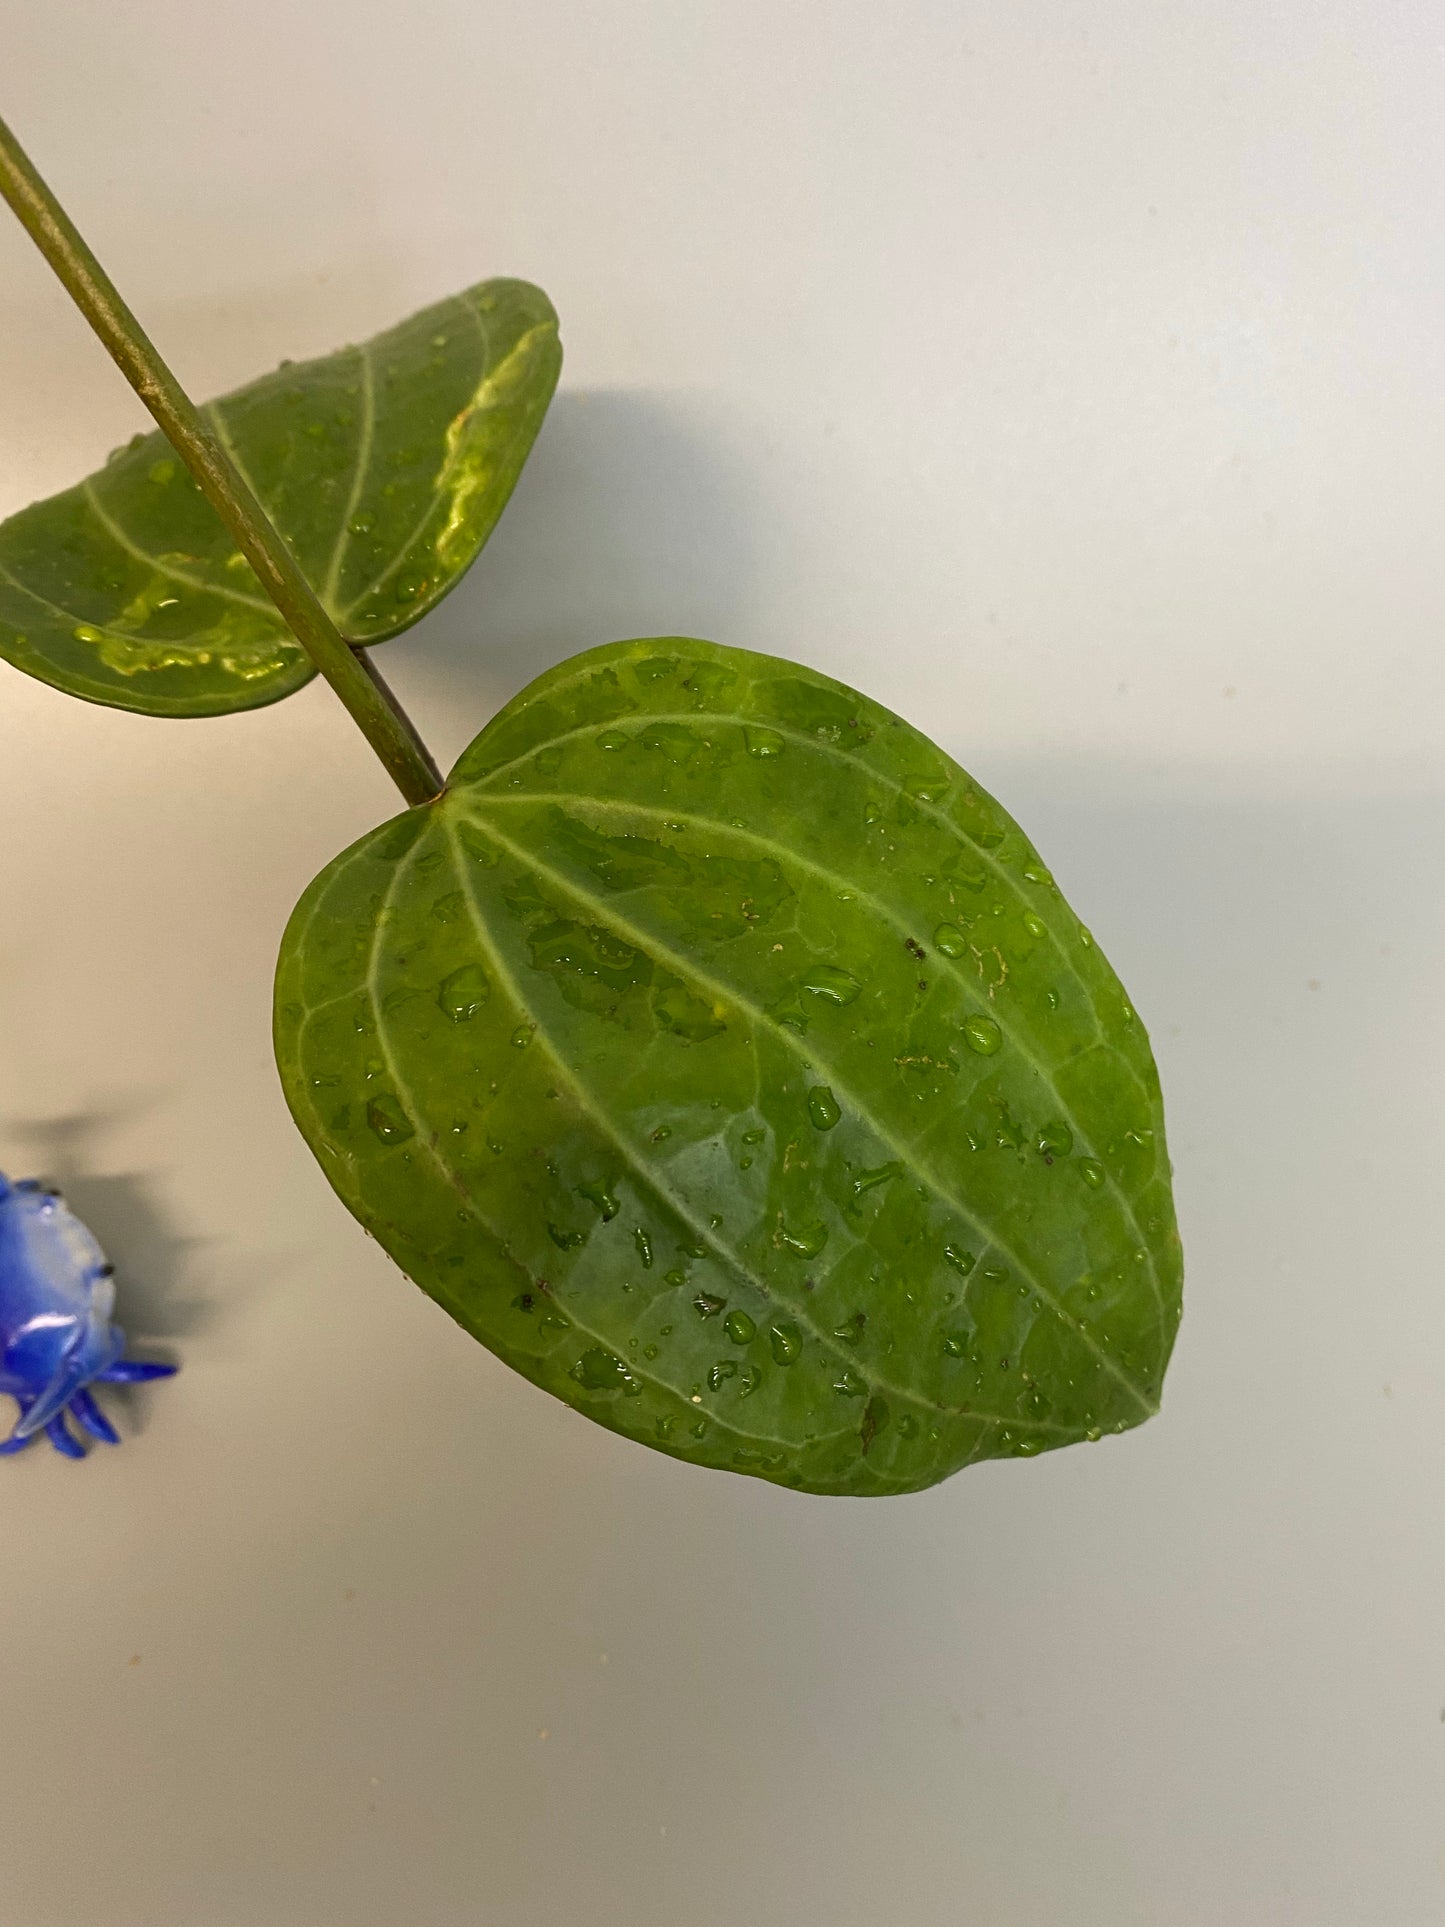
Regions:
[[276, 639, 1182, 1495], [0, 280, 560, 715]]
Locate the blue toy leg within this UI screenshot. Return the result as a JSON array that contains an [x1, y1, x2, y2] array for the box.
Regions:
[[70, 1388, 120, 1445], [95, 1360, 177, 1383], [0, 1396, 38, 1453], [44, 1414, 86, 1460]]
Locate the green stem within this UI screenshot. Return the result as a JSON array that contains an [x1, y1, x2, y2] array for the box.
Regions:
[[0, 113, 444, 807]]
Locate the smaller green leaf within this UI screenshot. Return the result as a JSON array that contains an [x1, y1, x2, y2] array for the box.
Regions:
[[0, 280, 560, 716]]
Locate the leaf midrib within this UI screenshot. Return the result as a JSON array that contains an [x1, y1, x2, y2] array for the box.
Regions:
[[436, 818, 1075, 1438], [458, 802, 1157, 1416]]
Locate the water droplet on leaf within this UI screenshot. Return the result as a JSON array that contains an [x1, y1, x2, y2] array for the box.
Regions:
[[852, 1162, 900, 1197], [578, 1179, 620, 1221], [801, 964, 860, 1006], [963, 1014, 1002, 1055], [436, 963, 490, 1021], [769, 1320, 802, 1365], [366, 1092, 414, 1144], [571, 1348, 641, 1395], [778, 1218, 828, 1258]]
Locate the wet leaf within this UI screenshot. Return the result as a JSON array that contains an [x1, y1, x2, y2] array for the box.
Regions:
[[275, 638, 1182, 1495], [0, 280, 560, 715]]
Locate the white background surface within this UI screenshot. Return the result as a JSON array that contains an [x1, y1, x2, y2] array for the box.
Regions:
[[1, 4, 1443, 1922]]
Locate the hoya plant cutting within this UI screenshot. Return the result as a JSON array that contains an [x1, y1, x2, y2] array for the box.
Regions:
[[0, 116, 1182, 1492]]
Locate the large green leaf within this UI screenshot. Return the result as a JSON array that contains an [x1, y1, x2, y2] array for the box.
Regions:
[[275, 638, 1182, 1496], [0, 280, 560, 716]]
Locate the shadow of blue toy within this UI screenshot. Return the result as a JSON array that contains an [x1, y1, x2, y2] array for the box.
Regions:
[[0, 1172, 176, 1458]]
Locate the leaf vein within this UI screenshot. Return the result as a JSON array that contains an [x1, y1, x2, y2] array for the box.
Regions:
[[78, 478, 274, 615], [335, 294, 490, 619], [321, 341, 377, 611]]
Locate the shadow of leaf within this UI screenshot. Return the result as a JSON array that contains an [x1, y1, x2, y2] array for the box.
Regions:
[[385, 387, 768, 768]]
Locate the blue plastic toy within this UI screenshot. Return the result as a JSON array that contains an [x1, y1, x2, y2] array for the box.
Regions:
[[0, 1172, 176, 1458]]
